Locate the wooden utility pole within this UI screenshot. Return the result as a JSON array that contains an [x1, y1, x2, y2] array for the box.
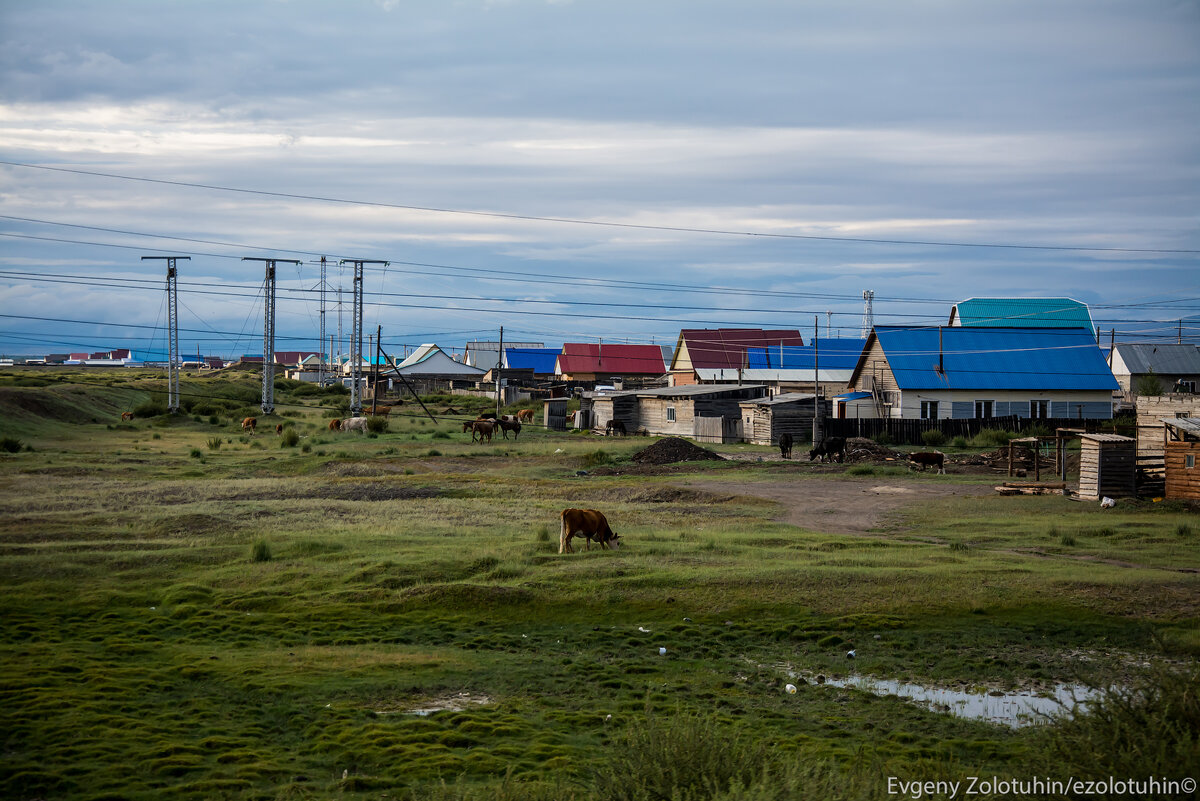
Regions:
[[371, 325, 381, 415], [495, 326, 504, 418]]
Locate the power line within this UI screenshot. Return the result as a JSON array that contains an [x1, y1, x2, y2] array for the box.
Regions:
[[5, 160, 1198, 254]]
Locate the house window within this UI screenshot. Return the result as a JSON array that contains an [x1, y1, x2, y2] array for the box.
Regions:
[[666, 405, 676, 423], [1187, 454, 1196, 469], [974, 400, 994, 419], [1174, 381, 1196, 394], [920, 400, 938, 420], [1030, 400, 1049, 419]]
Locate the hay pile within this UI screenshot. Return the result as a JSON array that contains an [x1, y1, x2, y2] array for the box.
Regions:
[[631, 437, 725, 465]]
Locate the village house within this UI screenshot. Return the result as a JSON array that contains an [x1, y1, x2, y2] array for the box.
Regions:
[[738, 392, 829, 446], [668, 328, 804, 386], [586, 383, 768, 441], [556, 343, 666, 385], [948, 297, 1097, 333], [1109, 343, 1200, 400], [838, 326, 1118, 420]]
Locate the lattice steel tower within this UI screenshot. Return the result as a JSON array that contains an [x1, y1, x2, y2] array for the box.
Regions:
[[141, 255, 190, 412], [339, 259, 388, 414], [861, 290, 875, 338], [244, 257, 301, 414]]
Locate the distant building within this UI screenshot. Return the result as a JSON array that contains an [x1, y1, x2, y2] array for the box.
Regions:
[[669, 328, 804, 386], [503, 347, 561, 378], [394, 344, 488, 379], [1109, 343, 1200, 397], [556, 343, 666, 383], [465, 340, 543, 368], [841, 326, 1118, 420], [949, 297, 1096, 335]]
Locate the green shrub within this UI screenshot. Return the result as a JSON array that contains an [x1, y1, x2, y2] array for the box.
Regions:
[[920, 429, 948, 447], [251, 540, 272, 562], [280, 428, 300, 447], [431, 431, 450, 440], [206, 437, 222, 450], [366, 416, 389, 434], [949, 541, 970, 552], [846, 465, 874, 476], [208, 415, 219, 425], [426, 449, 442, 457], [133, 399, 167, 417], [581, 450, 613, 467], [301, 443, 311, 453], [1030, 667, 1200, 782], [951, 436, 968, 448], [969, 428, 1019, 448], [873, 432, 893, 446], [594, 712, 771, 801], [189, 448, 202, 459], [1177, 524, 1193, 538], [0, 437, 23, 454], [1060, 534, 1076, 546]]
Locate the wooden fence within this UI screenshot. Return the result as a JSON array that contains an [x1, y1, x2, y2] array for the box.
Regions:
[[822, 415, 1125, 446]]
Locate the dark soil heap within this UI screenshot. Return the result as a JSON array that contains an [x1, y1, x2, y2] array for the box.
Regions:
[[631, 437, 725, 465], [842, 437, 905, 463]]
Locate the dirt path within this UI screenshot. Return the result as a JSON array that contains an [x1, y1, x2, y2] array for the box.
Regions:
[[674, 477, 993, 535]]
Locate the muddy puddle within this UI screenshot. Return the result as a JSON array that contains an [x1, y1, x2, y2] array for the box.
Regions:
[[789, 671, 1101, 727]]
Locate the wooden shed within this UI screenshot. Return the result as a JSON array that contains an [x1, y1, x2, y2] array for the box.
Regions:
[[1162, 418, 1200, 501], [738, 393, 828, 446], [1077, 434, 1136, 500]]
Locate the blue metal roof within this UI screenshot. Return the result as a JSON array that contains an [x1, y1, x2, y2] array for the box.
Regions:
[[950, 297, 1095, 333], [873, 326, 1118, 391], [505, 347, 560, 373], [834, 391, 873, 401], [747, 338, 866, 370]]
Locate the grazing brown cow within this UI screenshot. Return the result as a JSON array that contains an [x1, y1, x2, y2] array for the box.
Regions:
[[469, 419, 495, 443], [517, 409, 535, 423], [328, 418, 342, 431], [373, 405, 392, 417], [241, 417, 257, 434], [908, 451, 946, 474], [560, 508, 620, 554], [275, 423, 284, 435], [497, 418, 521, 440], [120, 411, 134, 421]]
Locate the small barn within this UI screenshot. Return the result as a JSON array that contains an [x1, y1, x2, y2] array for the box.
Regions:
[[1077, 434, 1136, 501], [1162, 418, 1200, 501], [738, 393, 829, 446]]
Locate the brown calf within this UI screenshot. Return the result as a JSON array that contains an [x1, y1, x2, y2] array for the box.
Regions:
[[560, 508, 621, 554]]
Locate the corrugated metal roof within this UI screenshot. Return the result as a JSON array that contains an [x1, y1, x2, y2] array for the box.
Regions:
[[633, 383, 767, 398], [1162, 417, 1200, 437], [834, 391, 873, 401], [950, 298, 1095, 332], [746, 338, 866, 370], [740, 392, 817, 406], [873, 326, 1119, 391], [504, 347, 560, 373], [1112, 344, 1200, 375], [676, 328, 804, 369], [558, 343, 666, 375]]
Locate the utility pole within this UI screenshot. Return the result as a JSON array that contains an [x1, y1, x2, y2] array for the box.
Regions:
[[318, 256, 327, 386], [826, 310, 832, 339], [243, 257, 301, 414], [813, 315, 824, 445], [339, 259, 388, 414], [495, 326, 504, 418], [141, 256, 190, 412]]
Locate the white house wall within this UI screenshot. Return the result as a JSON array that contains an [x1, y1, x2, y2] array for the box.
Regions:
[[891, 389, 1113, 420]]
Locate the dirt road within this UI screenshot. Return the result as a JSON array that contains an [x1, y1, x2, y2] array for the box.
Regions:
[[674, 477, 994, 535]]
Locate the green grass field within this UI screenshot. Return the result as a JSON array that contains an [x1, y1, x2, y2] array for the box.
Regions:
[[1, 370, 1197, 800]]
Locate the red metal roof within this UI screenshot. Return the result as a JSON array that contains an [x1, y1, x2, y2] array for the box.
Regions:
[[557, 343, 666, 375], [677, 329, 805, 370]]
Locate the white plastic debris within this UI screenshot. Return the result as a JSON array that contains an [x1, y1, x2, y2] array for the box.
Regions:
[[658, 647, 667, 655], [554, 448, 564, 453], [638, 626, 651, 633], [785, 683, 797, 694], [1100, 496, 1115, 508], [846, 649, 856, 659]]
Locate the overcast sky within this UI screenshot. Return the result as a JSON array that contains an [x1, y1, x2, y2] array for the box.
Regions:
[[1, 0, 1197, 358]]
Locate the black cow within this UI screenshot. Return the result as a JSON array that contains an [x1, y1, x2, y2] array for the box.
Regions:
[[605, 419, 626, 437], [809, 437, 846, 463], [778, 432, 793, 459]]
